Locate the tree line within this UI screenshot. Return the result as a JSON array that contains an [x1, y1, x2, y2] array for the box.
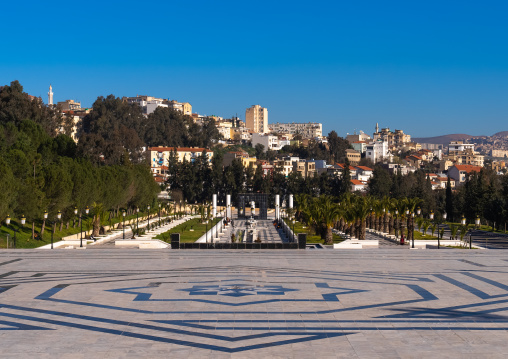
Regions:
[[78, 95, 221, 166], [367, 164, 508, 229], [0, 81, 160, 238]]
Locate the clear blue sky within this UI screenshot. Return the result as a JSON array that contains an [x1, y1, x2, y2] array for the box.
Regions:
[[3, 0, 508, 137]]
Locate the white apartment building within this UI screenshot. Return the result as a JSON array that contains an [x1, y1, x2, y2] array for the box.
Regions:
[[448, 141, 475, 154], [123, 95, 191, 117], [366, 140, 390, 163], [246, 105, 268, 133], [268, 122, 322, 138], [252, 133, 280, 151]]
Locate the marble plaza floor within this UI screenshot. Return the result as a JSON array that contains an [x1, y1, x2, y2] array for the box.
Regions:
[[1, 249, 508, 358]]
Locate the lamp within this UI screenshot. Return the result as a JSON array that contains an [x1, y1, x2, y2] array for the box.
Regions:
[[122, 211, 126, 239]]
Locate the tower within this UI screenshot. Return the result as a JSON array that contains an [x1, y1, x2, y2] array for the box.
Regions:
[[375, 122, 379, 134], [245, 105, 268, 134], [48, 85, 53, 106]]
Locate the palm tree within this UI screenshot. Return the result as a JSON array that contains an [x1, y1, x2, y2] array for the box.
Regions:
[[404, 197, 422, 243], [449, 224, 459, 240], [352, 196, 372, 240], [430, 223, 437, 237], [91, 202, 106, 237], [422, 220, 430, 236], [415, 217, 424, 233], [314, 196, 341, 245], [294, 193, 309, 222]]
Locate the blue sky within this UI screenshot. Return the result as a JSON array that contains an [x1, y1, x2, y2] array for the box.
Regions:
[[3, 0, 508, 137]]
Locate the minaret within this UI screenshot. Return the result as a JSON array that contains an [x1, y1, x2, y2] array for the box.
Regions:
[[375, 122, 379, 133], [48, 85, 53, 106]]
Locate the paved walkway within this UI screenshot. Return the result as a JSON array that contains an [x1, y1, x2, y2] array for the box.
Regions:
[[1, 249, 508, 357]]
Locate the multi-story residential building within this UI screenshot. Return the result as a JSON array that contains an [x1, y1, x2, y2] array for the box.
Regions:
[[252, 133, 280, 151], [444, 149, 484, 167], [448, 141, 475, 154], [274, 158, 293, 177], [346, 130, 371, 144], [165, 100, 192, 116], [268, 122, 322, 138], [346, 149, 361, 165], [355, 166, 373, 182], [57, 99, 81, 111], [123, 95, 192, 117], [61, 108, 91, 142], [351, 141, 368, 154], [149, 146, 213, 178], [448, 164, 482, 185], [431, 176, 456, 190], [245, 105, 268, 134], [373, 125, 411, 150], [491, 160, 506, 173], [351, 179, 367, 192], [491, 150, 508, 158], [366, 140, 390, 163], [291, 160, 316, 178], [223, 151, 257, 169]]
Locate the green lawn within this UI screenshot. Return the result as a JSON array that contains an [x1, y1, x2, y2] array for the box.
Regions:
[[0, 213, 156, 249], [283, 219, 344, 244], [155, 218, 222, 243], [413, 231, 438, 240]]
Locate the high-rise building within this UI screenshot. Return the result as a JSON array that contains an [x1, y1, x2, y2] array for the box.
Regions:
[[245, 105, 268, 134]]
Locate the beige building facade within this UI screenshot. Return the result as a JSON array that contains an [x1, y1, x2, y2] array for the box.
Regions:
[[268, 122, 322, 138], [246, 105, 268, 134]]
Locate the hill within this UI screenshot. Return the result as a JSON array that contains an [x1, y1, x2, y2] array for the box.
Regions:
[[493, 131, 508, 137], [413, 134, 475, 145]]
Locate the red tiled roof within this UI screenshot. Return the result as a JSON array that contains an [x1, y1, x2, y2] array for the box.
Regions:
[[350, 179, 364, 185], [356, 166, 373, 171], [336, 163, 356, 170], [454, 165, 482, 173]]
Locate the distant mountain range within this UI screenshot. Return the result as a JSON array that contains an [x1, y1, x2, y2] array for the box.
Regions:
[[413, 131, 508, 145]]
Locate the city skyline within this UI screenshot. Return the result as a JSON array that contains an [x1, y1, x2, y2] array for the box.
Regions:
[[3, 0, 508, 138]]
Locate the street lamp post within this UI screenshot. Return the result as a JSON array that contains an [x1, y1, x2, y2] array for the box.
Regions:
[[206, 219, 208, 244], [74, 207, 83, 248], [292, 218, 296, 243], [475, 215, 482, 247], [5, 215, 16, 249], [211, 216, 215, 243], [429, 211, 435, 248], [394, 210, 399, 241], [442, 212, 447, 240], [147, 205, 151, 232], [122, 211, 126, 239], [136, 207, 139, 234], [57, 210, 62, 227], [43, 210, 48, 240], [56, 211, 62, 248], [411, 212, 415, 249], [84, 206, 90, 241]]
